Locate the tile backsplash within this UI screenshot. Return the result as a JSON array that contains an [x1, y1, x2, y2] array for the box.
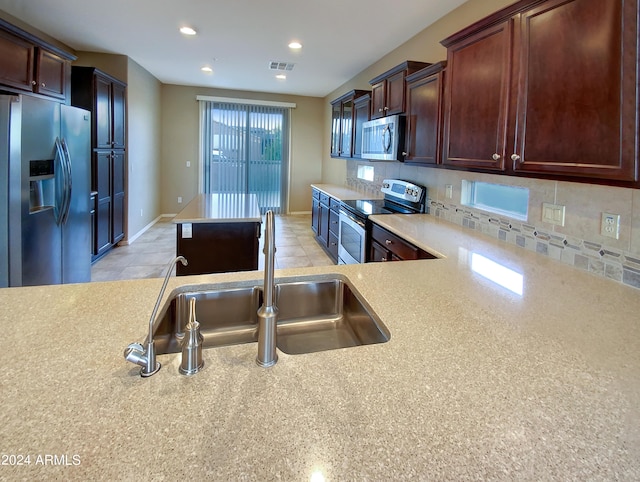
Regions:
[[346, 161, 640, 290]]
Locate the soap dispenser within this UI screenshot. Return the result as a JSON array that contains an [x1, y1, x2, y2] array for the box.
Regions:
[[179, 297, 204, 375]]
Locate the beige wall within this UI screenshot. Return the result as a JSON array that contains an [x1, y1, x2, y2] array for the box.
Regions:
[[125, 58, 162, 237], [73, 52, 128, 82], [0, 9, 73, 53], [160, 84, 324, 214], [321, 0, 640, 258]]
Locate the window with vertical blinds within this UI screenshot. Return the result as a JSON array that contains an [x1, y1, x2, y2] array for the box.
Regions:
[[199, 98, 291, 214]]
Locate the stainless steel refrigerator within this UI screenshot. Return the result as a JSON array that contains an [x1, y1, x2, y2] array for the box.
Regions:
[[1, 94, 91, 287]]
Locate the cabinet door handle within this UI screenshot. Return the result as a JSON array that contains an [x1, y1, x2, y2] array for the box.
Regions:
[[41, 82, 46, 87], [402, 152, 408, 156], [385, 239, 393, 245], [381, 257, 387, 262], [384, 106, 389, 111], [378, 108, 383, 112], [31, 80, 37, 86], [511, 154, 521, 161], [492, 153, 501, 161]]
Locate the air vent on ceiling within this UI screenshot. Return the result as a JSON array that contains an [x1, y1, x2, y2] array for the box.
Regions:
[[269, 61, 295, 71]]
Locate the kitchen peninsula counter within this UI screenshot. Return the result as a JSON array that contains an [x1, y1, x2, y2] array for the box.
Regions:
[[172, 193, 261, 275], [1, 214, 639, 480], [173, 193, 262, 224]]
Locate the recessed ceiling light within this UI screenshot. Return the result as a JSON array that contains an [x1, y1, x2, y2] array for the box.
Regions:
[[201, 66, 213, 73], [180, 26, 197, 36], [275, 74, 287, 80], [288, 41, 302, 49]]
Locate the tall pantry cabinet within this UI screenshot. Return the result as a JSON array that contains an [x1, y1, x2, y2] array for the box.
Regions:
[[71, 67, 127, 260]]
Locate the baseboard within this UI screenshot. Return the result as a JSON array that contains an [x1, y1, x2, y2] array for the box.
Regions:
[[122, 215, 166, 245]]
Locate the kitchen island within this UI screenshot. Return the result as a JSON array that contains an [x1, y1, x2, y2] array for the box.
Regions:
[[173, 193, 261, 275], [1, 214, 639, 480]]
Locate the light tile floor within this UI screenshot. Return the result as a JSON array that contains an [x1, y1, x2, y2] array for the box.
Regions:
[[91, 214, 334, 282]]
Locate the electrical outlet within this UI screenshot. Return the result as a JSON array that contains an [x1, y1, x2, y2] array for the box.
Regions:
[[186, 161, 191, 167], [600, 212, 620, 239], [178, 196, 183, 204]]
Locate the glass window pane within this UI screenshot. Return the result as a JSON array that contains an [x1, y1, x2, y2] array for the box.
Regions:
[[461, 180, 529, 221]]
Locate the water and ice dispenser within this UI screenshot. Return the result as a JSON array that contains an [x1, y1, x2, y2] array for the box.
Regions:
[[29, 159, 55, 213]]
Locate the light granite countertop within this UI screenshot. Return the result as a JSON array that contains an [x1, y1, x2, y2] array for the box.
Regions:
[[1, 214, 639, 480], [311, 183, 383, 201], [173, 193, 261, 223]]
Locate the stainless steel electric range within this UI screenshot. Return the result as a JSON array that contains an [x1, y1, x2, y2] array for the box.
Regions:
[[338, 179, 427, 264]]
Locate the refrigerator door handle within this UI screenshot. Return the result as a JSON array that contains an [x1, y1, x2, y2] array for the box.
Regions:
[[53, 137, 66, 225], [60, 138, 73, 225]]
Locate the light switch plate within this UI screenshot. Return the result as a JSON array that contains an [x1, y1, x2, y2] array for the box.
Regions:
[[445, 184, 453, 199], [542, 202, 565, 226], [601, 212, 620, 239]]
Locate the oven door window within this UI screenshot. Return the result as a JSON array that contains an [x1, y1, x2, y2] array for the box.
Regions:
[[340, 218, 365, 263]]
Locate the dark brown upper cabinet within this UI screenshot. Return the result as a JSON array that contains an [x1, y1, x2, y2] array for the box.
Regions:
[[511, 0, 637, 182], [352, 94, 371, 159], [404, 62, 446, 166], [330, 90, 370, 159], [72, 67, 127, 151], [441, 0, 638, 184], [369, 61, 430, 120], [0, 19, 73, 101], [441, 20, 513, 171], [34, 48, 68, 99], [0, 28, 34, 92]]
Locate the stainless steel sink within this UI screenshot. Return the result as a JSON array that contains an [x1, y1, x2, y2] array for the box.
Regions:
[[274, 280, 390, 354], [153, 285, 262, 355], [153, 277, 389, 356]]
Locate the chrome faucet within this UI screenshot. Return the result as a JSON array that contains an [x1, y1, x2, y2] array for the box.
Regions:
[[256, 210, 278, 367], [124, 256, 188, 377]]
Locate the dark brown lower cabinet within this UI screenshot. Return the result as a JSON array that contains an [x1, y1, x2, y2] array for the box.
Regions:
[[311, 189, 339, 263], [176, 222, 260, 275], [93, 151, 111, 259], [92, 149, 124, 260], [369, 223, 435, 262], [111, 151, 125, 245], [90, 191, 97, 258], [311, 190, 320, 235]]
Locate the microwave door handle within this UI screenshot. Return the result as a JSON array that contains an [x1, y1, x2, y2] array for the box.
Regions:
[[382, 125, 392, 153]]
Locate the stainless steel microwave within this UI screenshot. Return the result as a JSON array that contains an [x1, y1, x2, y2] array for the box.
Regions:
[[361, 114, 405, 161]]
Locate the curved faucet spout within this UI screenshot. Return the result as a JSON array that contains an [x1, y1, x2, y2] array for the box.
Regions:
[[148, 256, 188, 338]]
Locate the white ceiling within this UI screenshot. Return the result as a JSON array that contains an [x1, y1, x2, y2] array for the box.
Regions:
[[0, 0, 468, 97]]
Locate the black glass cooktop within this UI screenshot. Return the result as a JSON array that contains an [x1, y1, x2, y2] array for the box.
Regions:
[[341, 198, 416, 217]]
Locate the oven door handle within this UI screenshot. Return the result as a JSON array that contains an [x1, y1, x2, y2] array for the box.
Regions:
[[339, 209, 366, 229]]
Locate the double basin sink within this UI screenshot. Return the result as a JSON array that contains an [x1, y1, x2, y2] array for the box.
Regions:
[[152, 275, 390, 356]]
